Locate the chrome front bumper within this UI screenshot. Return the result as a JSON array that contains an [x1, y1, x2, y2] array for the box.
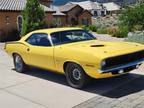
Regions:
[[98, 59, 144, 74]]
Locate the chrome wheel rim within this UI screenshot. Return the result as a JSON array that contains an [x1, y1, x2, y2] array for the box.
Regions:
[[72, 68, 81, 81], [15, 55, 23, 71]]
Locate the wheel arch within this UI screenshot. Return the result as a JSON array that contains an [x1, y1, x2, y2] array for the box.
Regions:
[[12, 52, 25, 63], [12, 52, 21, 57], [63, 60, 84, 73]]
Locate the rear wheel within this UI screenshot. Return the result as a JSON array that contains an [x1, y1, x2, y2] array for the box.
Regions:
[[65, 63, 91, 89], [13, 54, 27, 73]]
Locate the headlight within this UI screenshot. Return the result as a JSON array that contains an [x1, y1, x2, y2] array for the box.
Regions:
[[101, 60, 106, 67]]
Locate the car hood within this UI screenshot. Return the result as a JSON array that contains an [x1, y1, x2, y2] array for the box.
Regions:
[[62, 40, 144, 58]]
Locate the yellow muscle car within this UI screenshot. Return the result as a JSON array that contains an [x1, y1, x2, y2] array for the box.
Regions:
[[5, 28, 144, 89]]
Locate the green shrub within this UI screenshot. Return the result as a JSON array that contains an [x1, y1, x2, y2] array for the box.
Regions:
[[49, 22, 57, 28], [112, 26, 129, 38], [97, 28, 107, 34], [119, 3, 144, 32], [107, 27, 118, 35], [81, 26, 89, 31], [132, 25, 143, 31], [21, 0, 45, 36], [88, 25, 98, 32], [125, 32, 144, 44]]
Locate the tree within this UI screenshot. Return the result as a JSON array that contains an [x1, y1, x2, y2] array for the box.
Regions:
[[119, 3, 144, 32], [21, 0, 45, 36]]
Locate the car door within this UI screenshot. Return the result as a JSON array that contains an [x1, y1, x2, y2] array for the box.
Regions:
[[25, 33, 55, 71], [50, 31, 76, 73], [50, 32, 63, 72]]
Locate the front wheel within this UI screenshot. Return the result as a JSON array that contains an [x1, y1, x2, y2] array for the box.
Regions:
[[65, 63, 91, 89], [13, 54, 27, 73]]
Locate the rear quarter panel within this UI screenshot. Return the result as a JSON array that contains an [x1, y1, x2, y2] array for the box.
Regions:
[[5, 42, 29, 63]]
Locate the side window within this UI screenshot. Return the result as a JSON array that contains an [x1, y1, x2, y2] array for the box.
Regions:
[[60, 30, 94, 43], [51, 32, 61, 45], [61, 31, 72, 43], [26, 33, 51, 46]]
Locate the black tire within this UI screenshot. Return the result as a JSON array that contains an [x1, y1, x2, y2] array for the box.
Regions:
[[13, 54, 27, 73], [65, 63, 91, 89]]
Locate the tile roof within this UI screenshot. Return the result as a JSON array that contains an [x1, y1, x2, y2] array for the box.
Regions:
[[58, 3, 78, 12], [0, 0, 54, 12], [52, 11, 66, 16], [70, 1, 102, 10], [103, 2, 121, 11]]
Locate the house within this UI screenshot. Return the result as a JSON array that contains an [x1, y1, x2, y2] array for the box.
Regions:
[[102, 2, 121, 15], [0, 0, 55, 38], [70, 1, 107, 17], [70, 1, 122, 17], [52, 10, 66, 27], [0, 0, 92, 41], [39, 0, 53, 7], [53, 3, 92, 26]]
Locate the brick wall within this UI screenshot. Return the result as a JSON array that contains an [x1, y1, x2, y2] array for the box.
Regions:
[[66, 6, 83, 26], [60, 16, 66, 26], [78, 11, 92, 26], [44, 12, 54, 26], [0, 11, 21, 33], [53, 16, 66, 27], [0, 11, 54, 34]]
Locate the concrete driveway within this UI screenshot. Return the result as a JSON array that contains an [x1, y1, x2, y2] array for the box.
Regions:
[[0, 43, 144, 108]]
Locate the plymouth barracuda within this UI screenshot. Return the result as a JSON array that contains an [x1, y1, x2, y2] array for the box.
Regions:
[[5, 28, 144, 89]]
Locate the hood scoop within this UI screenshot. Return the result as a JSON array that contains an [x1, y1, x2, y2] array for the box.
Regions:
[[90, 44, 105, 47]]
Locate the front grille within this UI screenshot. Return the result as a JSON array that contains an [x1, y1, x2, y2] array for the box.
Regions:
[[102, 50, 144, 70]]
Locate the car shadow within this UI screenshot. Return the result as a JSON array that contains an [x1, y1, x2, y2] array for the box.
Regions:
[[21, 67, 144, 99]]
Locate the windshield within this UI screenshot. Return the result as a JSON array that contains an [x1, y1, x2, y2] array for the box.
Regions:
[[51, 30, 96, 45]]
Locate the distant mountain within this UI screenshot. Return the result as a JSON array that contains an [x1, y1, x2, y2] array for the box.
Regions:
[[53, 0, 74, 5], [53, 0, 137, 6]]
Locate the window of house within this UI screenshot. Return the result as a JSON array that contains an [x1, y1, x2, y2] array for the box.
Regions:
[[26, 33, 51, 47], [82, 18, 89, 26], [101, 11, 105, 16], [94, 11, 98, 16], [5, 16, 10, 25], [17, 15, 23, 32], [53, 18, 61, 27], [71, 18, 78, 26]]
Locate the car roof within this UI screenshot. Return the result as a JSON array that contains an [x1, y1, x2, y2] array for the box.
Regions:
[[31, 27, 83, 34], [20, 27, 83, 41]]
